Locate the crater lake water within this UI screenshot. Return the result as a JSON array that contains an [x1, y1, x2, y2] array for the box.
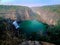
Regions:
[[20, 20, 46, 34]]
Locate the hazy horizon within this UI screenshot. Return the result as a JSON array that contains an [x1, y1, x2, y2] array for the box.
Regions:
[[0, 0, 60, 7]]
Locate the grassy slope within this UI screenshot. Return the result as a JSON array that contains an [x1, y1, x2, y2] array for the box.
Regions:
[[32, 5, 60, 14], [40, 5, 60, 14], [0, 5, 30, 12]]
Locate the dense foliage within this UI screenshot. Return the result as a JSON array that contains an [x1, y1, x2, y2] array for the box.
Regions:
[[40, 20, 60, 45], [0, 17, 60, 45]]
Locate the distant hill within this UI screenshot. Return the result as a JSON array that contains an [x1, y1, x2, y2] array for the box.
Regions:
[[31, 5, 60, 25]]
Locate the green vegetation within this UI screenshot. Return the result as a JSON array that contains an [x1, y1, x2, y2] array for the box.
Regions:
[[0, 17, 26, 45], [0, 17, 60, 45], [39, 20, 60, 45], [40, 5, 60, 14], [0, 5, 60, 45], [0, 5, 30, 12]]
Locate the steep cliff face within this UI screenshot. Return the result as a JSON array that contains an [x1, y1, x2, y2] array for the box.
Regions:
[[32, 5, 60, 25], [0, 5, 38, 20], [0, 5, 60, 25]]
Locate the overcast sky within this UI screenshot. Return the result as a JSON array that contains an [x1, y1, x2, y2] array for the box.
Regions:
[[0, 0, 60, 7]]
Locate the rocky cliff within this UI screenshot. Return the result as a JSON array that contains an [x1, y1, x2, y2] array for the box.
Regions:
[[0, 5, 39, 21], [32, 5, 60, 25], [0, 5, 60, 25]]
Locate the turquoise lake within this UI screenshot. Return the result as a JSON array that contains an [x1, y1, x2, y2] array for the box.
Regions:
[[20, 20, 46, 34]]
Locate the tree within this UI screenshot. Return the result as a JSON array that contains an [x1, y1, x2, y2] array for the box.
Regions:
[[45, 20, 60, 45]]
